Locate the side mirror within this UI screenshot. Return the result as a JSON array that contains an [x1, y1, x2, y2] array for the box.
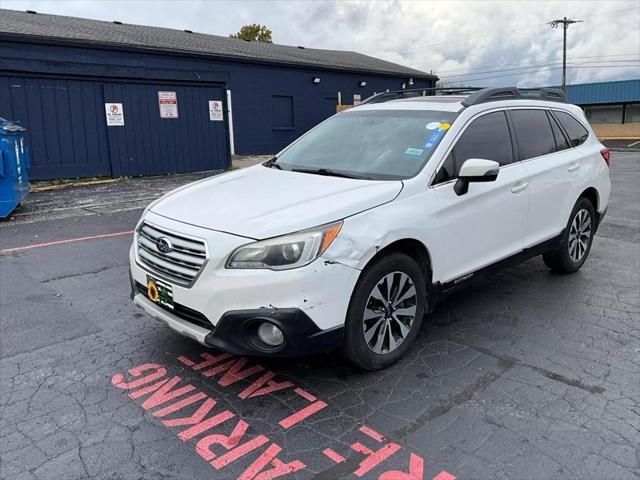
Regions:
[[454, 158, 500, 196]]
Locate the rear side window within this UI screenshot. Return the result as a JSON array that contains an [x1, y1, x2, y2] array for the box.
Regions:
[[510, 109, 556, 160], [433, 111, 513, 184], [554, 111, 589, 147], [548, 112, 570, 151]]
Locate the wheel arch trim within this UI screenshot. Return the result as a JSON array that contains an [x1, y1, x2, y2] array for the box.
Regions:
[[363, 238, 433, 282], [579, 186, 599, 212]]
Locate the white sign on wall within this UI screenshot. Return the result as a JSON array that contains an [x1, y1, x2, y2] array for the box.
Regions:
[[353, 94, 362, 106], [105, 103, 124, 126], [158, 91, 179, 118], [209, 100, 224, 121]]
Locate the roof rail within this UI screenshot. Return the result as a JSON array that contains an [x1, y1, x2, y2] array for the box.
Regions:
[[360, 87, 483, 105], [461, 87, 567, 107]]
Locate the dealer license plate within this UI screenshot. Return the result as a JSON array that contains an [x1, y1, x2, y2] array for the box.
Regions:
[[146, 275, 174, 309]]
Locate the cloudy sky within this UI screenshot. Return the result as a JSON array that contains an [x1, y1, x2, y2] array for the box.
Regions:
[[2, 0, 639, 86]]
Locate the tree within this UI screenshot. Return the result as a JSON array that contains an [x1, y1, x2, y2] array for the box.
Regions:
[[229, 24, 272, 43]]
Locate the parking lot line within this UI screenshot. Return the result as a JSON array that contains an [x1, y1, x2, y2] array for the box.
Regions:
[[0, 230, 134, 254], [628, 140, 640, 147]]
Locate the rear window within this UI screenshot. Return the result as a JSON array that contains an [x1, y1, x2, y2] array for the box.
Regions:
[[554, 111, 589, 147], [510, 109, 556, 160]]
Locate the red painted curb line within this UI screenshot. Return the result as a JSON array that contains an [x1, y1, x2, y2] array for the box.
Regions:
[[1, 230, 134, 254]]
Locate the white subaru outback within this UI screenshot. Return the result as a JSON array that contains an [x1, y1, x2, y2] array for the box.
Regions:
[[130, 87, 611, 370]]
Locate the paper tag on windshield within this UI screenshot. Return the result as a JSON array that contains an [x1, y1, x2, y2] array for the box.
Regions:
[[404, 148, 424, 156]]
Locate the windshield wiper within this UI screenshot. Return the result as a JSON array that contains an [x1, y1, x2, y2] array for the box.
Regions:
[[263, 157, 281, 169], [291, 168, 369, 180]]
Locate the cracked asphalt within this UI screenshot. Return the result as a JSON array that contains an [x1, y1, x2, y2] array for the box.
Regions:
[[1, 152, 639, 480]]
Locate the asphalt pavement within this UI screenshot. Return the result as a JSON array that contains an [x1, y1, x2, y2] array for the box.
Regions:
[[1, 152, 639, 480], [602, 139, 640, 151]]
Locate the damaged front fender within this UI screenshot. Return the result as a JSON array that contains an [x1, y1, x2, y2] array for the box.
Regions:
[[321, 193, 442, 280]]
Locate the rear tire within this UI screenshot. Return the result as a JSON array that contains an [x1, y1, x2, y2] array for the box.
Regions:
[[543, 197, 596, 274], [342, 252, 426, 370]]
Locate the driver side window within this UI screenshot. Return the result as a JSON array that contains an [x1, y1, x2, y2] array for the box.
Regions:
[[433, 111, 514, 185]]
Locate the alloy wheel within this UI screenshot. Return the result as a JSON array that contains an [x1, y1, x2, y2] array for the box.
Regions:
[[568, 208, 592, 263], [362, 271, 417, 354]]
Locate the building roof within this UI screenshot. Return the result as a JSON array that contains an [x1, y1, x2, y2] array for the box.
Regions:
[[0, 9, 436, 79], [564, 79, 640, 105]]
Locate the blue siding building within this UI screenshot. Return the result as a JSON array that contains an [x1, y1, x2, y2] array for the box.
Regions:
[[0, 9, 436, 180], [565, 79, 640, 125]]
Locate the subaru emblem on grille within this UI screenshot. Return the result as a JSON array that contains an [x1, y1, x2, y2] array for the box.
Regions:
[[155, 237, 173, 254]]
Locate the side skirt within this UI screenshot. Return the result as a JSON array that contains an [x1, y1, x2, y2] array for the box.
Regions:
[[426, 231, 564, 313]]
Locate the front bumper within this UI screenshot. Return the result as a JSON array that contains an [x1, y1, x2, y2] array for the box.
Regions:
[[132, 284, 344, 357], [131, 277, 344, 356], [132, 289, 211, 345], [129, 211, 360, 355], [205, 308, 344, 356]]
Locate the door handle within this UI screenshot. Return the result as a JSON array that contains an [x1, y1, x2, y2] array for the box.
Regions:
[[511, 182, 528, 193], [568, 162, 580, 172]]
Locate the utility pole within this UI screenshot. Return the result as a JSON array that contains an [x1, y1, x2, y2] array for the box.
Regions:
[[549, 17, 583, 91]]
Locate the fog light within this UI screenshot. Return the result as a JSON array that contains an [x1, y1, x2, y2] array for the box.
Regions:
[[257, 322, 284, 347]]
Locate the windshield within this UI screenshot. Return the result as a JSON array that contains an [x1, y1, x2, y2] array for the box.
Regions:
[[271, 109, 458, 180]]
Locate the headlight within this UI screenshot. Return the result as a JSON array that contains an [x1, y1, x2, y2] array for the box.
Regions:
[[226, 221, 342, 270]]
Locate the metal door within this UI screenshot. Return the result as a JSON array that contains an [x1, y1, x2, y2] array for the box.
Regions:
[[0, 75, 111, 179], [103, 82, 229, 177]]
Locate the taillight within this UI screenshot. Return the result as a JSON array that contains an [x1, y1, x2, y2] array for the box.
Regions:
[[600, 148, 610, 167]]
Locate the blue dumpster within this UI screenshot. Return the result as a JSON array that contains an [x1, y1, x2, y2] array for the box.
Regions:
[[0, 118, 29, 218]]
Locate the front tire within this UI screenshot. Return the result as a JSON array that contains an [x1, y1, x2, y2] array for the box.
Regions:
[[342, 252, 426, 370], [543, 197, 596, 273]]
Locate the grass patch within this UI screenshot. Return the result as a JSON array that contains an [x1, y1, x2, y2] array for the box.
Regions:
[[30, 176, 129, 192]]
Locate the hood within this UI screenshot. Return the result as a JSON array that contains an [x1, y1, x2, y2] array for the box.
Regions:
[[150, 165, 402, 239]]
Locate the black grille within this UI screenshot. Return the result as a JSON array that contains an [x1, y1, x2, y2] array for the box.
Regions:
[[136, 282, 212, 330]]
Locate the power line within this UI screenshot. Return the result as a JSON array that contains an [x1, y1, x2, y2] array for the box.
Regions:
[[436, 53, 640, 75], [432, 25, 585, 60], [399, 23, 549, 53], [440, 62, 640, 81], [439, 59, 640, 79], [411, 7, 640, 73], [438, 50, 640, 73], [403, 7, 638, 54], [394, 6, 640, 80], [441, 64, 640, 84], [416, 8, 640, 71], [429, 41, 639, 75], [577, 7, 640, 19]]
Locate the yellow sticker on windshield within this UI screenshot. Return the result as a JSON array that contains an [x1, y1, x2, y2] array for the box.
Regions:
[[427, 122, 450, 131]]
